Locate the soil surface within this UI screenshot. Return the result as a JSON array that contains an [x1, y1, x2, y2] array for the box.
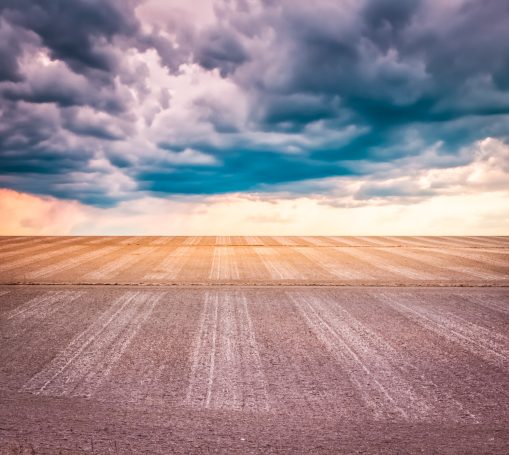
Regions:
[[0, 237, 508, 453], [0, 235, 508, 286]]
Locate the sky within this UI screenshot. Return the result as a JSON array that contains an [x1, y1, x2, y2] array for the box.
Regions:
[[1, 0, 509, 235]]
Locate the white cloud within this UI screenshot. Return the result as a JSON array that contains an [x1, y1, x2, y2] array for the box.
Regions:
[[3, 138, 509, 235], [164, 147, 218, 165]]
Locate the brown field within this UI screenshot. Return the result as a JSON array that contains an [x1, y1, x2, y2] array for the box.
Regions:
[[0, 235, 508, 285], [0, 237, 508, 454]]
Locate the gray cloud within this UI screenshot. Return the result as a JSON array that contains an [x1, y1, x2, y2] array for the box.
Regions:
[[0, 0, 140, 75], [195, 25, 249, 76], [1, 0, 509, 205], [0, 18, 33, 82]]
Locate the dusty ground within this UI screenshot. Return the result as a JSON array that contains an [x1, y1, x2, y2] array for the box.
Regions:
[[0, 237, 508, 453], [0, 236, 508, 286]]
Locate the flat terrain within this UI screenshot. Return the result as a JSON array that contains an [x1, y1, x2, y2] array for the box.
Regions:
[[0, 237, 508, 453], [0, 235, 508, 286]]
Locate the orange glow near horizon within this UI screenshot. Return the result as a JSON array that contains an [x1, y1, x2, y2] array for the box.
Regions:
[[2, 187, 509, 236]]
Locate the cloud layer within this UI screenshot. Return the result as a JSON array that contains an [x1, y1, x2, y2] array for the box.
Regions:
[[2, 138, 509, 235], [0, 0, 508, 232]]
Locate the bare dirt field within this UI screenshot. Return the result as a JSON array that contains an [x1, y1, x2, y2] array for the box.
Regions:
[[0, 237, 508, 454], [0, 236, 508, 286]]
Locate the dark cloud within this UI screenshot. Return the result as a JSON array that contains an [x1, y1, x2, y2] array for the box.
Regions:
[[258, 94, 342, 127], [1, 63, 129, 113], [62, 107, 128, 141], [0, 18, 32, 82], [0, 0, 140, 75], [197, 0, 509, 123], [195, 26, 249, 76], [1, 0, 509, 205], [186, 0, 509, 186]]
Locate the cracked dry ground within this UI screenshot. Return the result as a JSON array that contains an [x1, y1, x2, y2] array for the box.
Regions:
[[0, 236, 508, 454]]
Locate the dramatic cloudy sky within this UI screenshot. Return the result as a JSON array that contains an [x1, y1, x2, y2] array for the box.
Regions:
[[1, 0, 509, 234]]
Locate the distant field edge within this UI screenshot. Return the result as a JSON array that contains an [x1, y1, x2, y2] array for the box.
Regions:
[[0, 283, 508, 288]]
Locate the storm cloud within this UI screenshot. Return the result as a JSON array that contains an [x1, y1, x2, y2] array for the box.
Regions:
[[0, 0, 509, 206]]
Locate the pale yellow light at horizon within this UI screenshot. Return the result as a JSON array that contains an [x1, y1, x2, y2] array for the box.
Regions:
[[2, 138, 508, 236], [1, 188, 508, 236]]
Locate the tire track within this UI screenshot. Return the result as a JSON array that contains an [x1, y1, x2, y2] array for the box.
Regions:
[[0, 244, 87, 272], [389, 237, 437, 247], [329, 289, 482, 423], [251, 292, 362, 417], [182, 237, 201, 245], [0, 238, 81, 260], [231, 246, 270, 280], [84, 246, 158, 280], [270, 237, 299, 246], [0, 237, 48, 253], [400, 236, 456, 248], [22, 291, 163, 398], [85, 236, 116, 245], [26, 246, 120, 279], [461, 236, 509, 248], [436, 236, 489, 248], [243, 236, 263, 246], [209, 247, 240, 280], [373, 236, 406, 246], [382, 248, 507, 280], [252, 247, 300, 280], [5, 291, 83, 324], [294, 247, 370, 279], [354, 237, 398, 246], [375, 291, 509, 370], [489, 236, 509, 246], [186, 290, 269, 411], [149, 237, 174, 245], [437, 293, 509, 338], [329, 237, 373, 247], [232, 236, 249, 246], [93, 293, 200, 408], [423, 247, 509, 269], [454, 236, 509, 248], [143, 247, 191, 280], [339, 248, 439, 280], [298, 236, 333, 246], [289, 291, 431, 420], [458, 293, 509, 315], [0, 236, 23, 245]]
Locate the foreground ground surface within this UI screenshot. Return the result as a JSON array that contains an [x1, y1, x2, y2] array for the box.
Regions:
[[0, 237, 508, 453]]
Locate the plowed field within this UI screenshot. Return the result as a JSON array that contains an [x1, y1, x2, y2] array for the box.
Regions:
[[0, 237, 508, 453]]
